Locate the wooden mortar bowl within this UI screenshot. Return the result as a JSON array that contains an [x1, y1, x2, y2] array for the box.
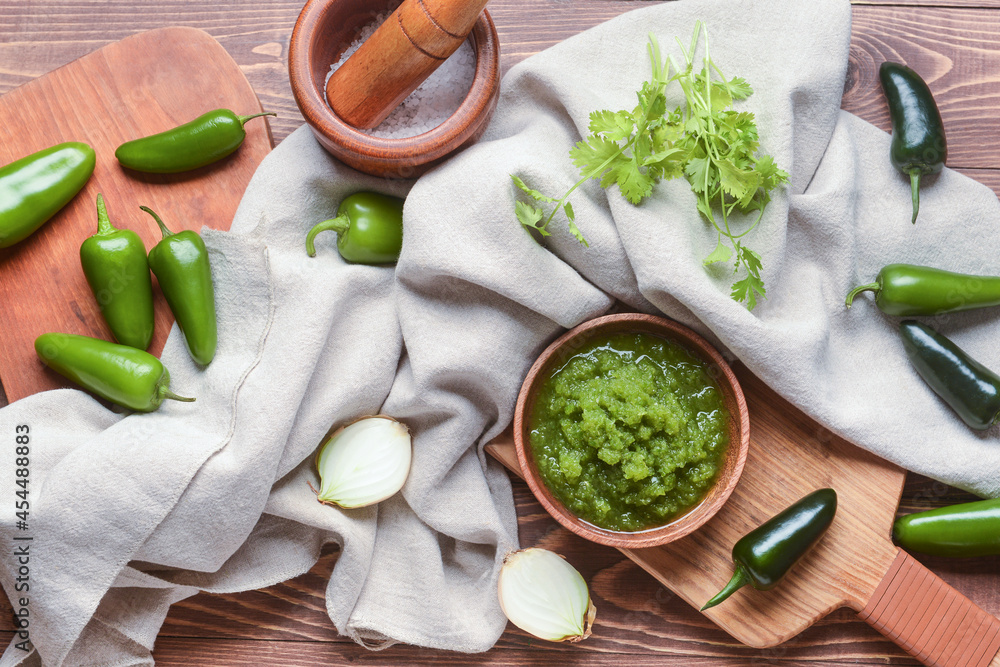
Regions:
[[288, 0, 500, 178], [513, 313, 750, 549]]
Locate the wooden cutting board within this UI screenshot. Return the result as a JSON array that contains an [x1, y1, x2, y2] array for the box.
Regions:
[[488, 363, 1000, 667], [0, 26, 272, 403]]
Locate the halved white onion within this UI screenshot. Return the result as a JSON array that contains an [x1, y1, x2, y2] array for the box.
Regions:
[[498, 548, 596, 642], [313, 416, 411, 509]]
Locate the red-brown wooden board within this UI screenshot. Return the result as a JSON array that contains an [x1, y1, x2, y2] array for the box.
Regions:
[[0, 26, 272, 403]]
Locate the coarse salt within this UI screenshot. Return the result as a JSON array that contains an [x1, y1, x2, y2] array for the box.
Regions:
[[326, 8, 477, 139]]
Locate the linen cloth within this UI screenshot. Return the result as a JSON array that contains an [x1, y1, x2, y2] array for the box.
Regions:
[[3, 0, 1000, 663]]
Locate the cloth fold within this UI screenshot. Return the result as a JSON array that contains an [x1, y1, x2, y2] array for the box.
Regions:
[[2, 0, 999, 663]]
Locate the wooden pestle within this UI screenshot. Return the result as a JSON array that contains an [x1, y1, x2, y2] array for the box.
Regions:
[[326, 0, 489, 129]]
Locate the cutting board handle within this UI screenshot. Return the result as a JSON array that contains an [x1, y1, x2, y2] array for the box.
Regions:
[[860, 549, 1000, 667]]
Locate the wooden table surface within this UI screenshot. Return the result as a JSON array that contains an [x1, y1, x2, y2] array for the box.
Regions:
[[2, 0, 1000, 665]]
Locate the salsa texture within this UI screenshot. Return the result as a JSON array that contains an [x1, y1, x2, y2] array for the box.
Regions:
[[529, 332, 730, 532]]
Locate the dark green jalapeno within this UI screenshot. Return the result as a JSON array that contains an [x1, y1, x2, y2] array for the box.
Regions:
[[115, 109, 275, 174], [35, 332, 194, 412], [305, 191, 404, 265], [899, 321, 1000, 431], [880, 62, 946, 224], [0, 142, 96, 248], [894, 498, 1000, 558], [144, 207, 217, 366], [701, 488, 837, 611], [846, 264, 1000, 316], [80, 194, 155, 350]]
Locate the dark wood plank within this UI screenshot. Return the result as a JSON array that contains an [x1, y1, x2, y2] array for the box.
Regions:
[[847, 5, 1000, 169], [3, 630, 915, 667], [148, 634, 921, 667], [857, 0, 998, 7]]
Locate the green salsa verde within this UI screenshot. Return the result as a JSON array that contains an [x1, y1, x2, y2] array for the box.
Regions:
[[529, 332, 730, 532]]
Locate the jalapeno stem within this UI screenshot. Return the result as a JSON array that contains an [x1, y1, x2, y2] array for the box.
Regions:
[[305, 214, 351, 257], [237, 111, 277, 126], [95, 193, 115, 235], [139, 205, 175, 239], [909, 170, 921, 224], [160, 387, 196, 403], [700, 566, 750, 611], [845, 282, 880, 308]]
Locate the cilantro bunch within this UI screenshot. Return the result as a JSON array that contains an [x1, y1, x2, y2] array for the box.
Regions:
[[512, 22, 788, 310]]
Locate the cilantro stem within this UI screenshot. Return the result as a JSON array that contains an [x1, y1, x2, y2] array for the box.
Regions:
[[542, 143, 635, 231]]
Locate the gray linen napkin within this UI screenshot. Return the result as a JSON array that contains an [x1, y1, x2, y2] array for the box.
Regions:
[[3, 0, 1000, 663]]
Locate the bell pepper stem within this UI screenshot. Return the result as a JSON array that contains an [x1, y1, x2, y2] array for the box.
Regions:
[[701, 565, 751, 611], [909, 170, 921, 224], [95, 193, 115, 235], [140, 206, 175, 239], [845, 282, 880, 308], [238, 112, 277, 127], [160, 386, 196, 403], [306, 214, 351, 257]]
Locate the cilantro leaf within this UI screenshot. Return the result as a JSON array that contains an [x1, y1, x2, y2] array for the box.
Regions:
[[684, 156, 712, 194], [703, 238, 732, 265], [514, 201, 547, 235], [727, 76, 754, 100], [607, 158, 653, 204], [511, 175, 556, 203], [717, 159, 760, 207], [588, 109, 619, 135], [740, 245, 764, 277], [590, 110, 633, 142], [695, 196, 715, 223], [755, 154, 789, 190], [731, 273, 765, 310], [570, 135, 623, 178]]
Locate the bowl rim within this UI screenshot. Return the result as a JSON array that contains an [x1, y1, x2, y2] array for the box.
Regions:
[[288, 0, 500, 162], [512, 312, 751, 549]]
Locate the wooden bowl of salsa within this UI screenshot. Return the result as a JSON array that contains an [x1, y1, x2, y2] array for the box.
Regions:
[[513, 313, 750, 549]]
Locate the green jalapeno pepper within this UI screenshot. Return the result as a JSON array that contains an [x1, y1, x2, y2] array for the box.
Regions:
[[846, 264, 1000, 316], [894, 498, 1000, 558], [880, 62, 947, 224], [115, 109, 275, 174], [899, 320, 1000, 430], [701, 488, 837, 611], [305, 191, 404, 265], [144, 207, 217, 366], [80, 194, 155, 350], [0, 142, 96, 248], [35, 332, 194, 412]]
